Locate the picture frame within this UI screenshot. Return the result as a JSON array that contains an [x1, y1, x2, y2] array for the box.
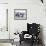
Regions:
[[14, 9, 27, 20]]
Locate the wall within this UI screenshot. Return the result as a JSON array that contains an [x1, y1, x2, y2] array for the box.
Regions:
[[0, 0, 8, 3], [0, 0, 13, 46], [8, 0, 46, 45], [0, 4, 9, 39]]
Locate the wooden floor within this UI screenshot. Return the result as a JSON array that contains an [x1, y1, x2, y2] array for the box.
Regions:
[[19, 41, 43, 46]]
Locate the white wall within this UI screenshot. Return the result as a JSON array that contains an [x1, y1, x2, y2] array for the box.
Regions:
[[8, 0, 46, 46], [0, 4, 9, 39], [0, 0, 8, 3], [0, 0, 13, 46]]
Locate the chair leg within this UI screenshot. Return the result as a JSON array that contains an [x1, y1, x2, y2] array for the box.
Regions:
[[20, 41, 21, 45], [30, 39, 34, 46]]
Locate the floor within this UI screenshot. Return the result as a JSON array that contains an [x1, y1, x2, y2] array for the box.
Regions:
[[0, 43, 13, 46], [19, 41, 43, 46], [0, 41, 43, 46]]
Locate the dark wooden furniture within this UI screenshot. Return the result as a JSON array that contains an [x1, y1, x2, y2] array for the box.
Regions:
[[19, 23, 41, 46]]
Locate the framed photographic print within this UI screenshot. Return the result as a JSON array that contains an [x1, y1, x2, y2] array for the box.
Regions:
[[14, 9, 27, 20]]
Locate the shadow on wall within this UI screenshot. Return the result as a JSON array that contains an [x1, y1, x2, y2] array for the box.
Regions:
[[40, 25, 45, 46]]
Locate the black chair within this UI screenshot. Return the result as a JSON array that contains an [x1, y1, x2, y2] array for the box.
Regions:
[[19, 23, 40, 46]]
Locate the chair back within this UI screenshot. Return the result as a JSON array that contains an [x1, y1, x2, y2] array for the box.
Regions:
[[27, 23, 40, 36]]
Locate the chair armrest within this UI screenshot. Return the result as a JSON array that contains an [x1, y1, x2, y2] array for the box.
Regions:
[[19, 31, 27, 41], [22, 31, 28, 35]]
